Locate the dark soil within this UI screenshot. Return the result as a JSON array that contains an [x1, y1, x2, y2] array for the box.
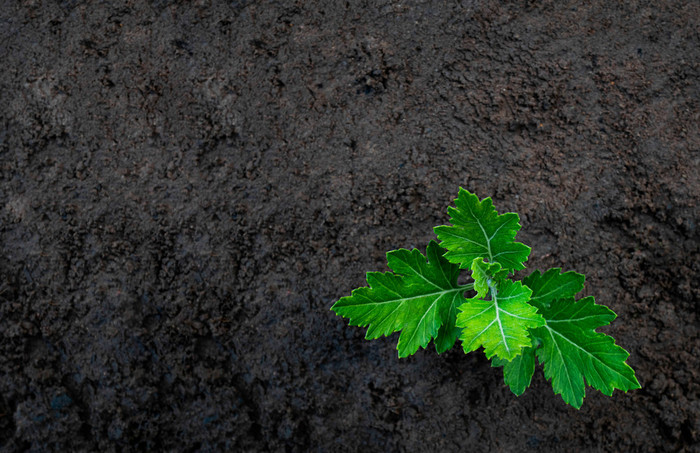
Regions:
[[1, 1, 698, 451]]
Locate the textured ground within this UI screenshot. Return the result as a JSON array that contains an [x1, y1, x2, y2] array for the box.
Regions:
[[1, 1, 698, 451]]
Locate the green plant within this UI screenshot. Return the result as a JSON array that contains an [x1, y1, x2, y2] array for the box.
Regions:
[[331, 188, 640, 408]]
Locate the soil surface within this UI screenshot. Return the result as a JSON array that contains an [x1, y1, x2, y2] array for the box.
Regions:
[[1, 1, 698, 452]]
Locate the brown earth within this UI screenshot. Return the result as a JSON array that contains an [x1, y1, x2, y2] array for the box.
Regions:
[[0, 1, 698, 452]]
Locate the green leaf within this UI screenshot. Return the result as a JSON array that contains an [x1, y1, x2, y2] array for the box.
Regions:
[[457, 259, 544, 360], [470, 257, 508, 297], [523, 269, 640, 408], [493, 346, 536, 396], [332, 188, 640, 408], [523, 268, 585, 310], [434, 188, 531, 271], [331, 240, 468, 357], [434, 300, 461, 354], [529, 295, 640, 408]]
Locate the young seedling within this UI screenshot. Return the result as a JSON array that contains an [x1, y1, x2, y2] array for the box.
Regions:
[[332, 188, 640, 408]]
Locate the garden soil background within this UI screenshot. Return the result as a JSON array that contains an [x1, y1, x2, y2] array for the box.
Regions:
[[0, 1, 698, 452]]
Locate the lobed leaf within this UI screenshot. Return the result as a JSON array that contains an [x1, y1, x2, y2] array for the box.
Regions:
[[332, 189, 640, 408], [492, 345, 536, 396], [457, 259, 544, 361], [434, 297, 462, 354], [469, 257, 508, 297], [434, 188, 531, 271], [525, 269, 640, 408], [523, 268, 585, 310], [331, 240, 467, 357]]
